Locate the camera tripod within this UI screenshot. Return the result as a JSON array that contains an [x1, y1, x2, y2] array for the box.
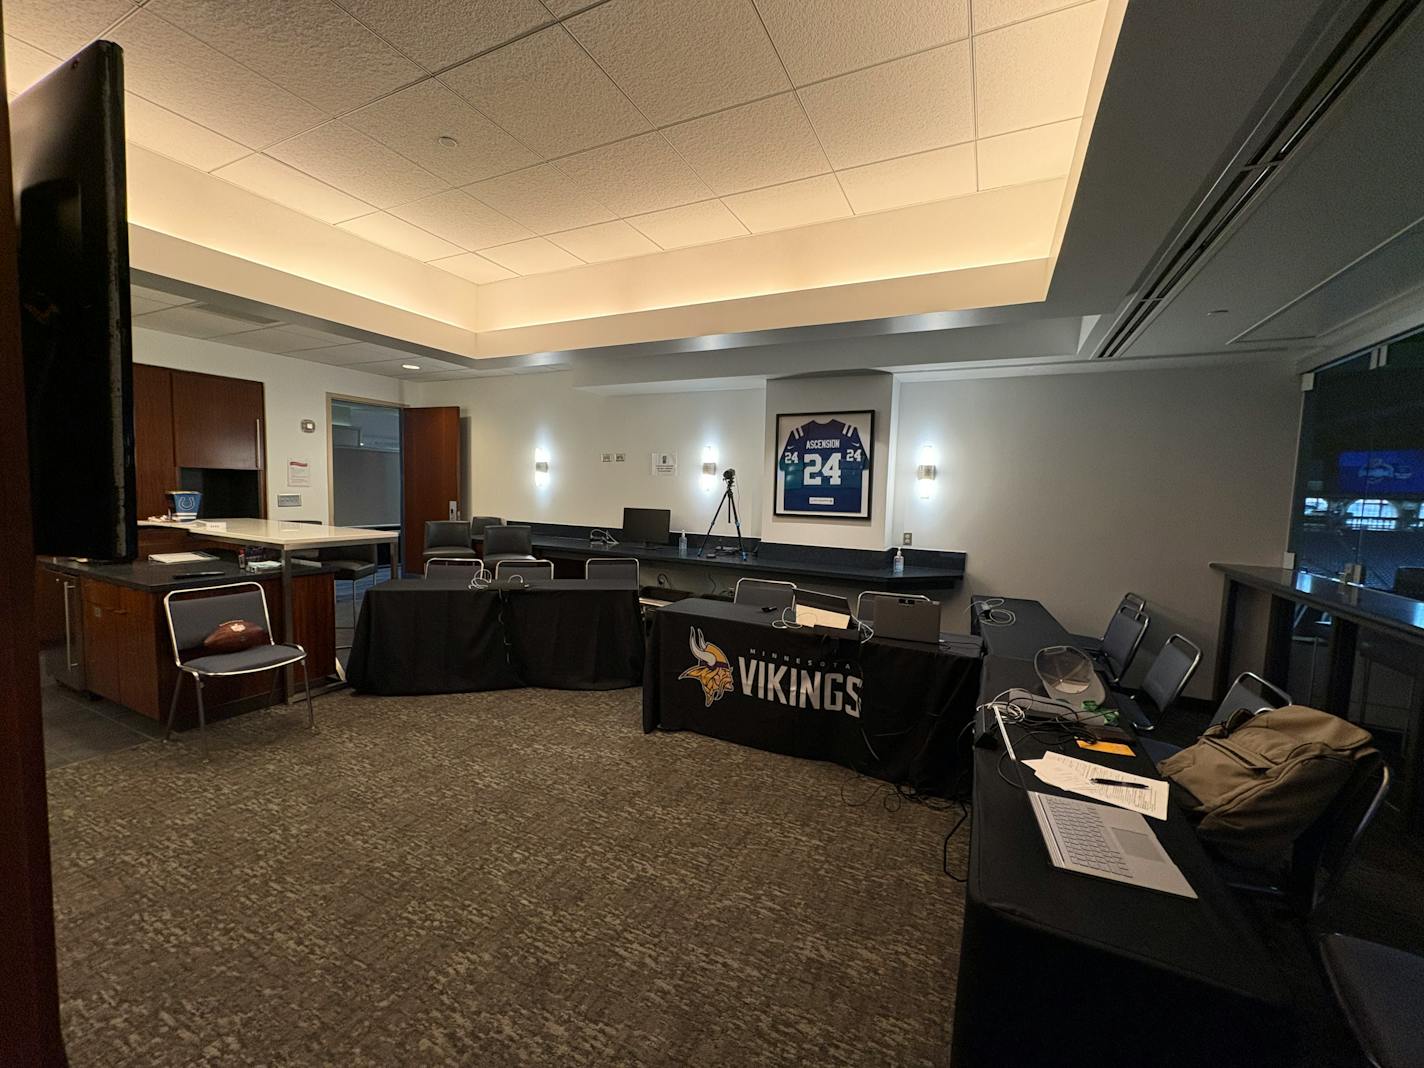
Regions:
[[700, 470, 747, 561]]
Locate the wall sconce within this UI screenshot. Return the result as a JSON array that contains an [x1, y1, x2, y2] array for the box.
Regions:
[[916, 444, 937, 499], [700, 444, 718, 492], [533, 447, 550, 489]]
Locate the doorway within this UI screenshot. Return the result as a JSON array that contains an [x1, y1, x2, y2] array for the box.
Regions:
[[329, 398, 402, 628]]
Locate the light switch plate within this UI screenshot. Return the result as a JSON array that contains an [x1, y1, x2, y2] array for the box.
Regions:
[[614, 452, 626, 463], [277, 494, 302, 508], [601, 452, 613, 463]]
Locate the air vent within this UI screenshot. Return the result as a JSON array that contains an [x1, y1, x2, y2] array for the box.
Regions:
[[1092, 0, 1421, 359]]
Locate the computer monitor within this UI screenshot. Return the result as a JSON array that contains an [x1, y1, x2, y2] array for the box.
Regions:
[[621, 507, 670, 547]]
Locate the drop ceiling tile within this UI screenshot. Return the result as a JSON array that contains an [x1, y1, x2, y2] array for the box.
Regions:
[[566, 0, 788, 127], [129, 292, 179, 317], [799, 41, 973, 169], [627, 199, 748, 249], [346, 80, 538, 186], [297, 341, 415, 365], [339, 212, 466, 261], [480, 237, 583, 275], [442, 25, 647, 158], [555, 133, 712, 217], [662, 94, 828, 196], [976, 117, 1079, 188], [3, 0, 131, 58], [268, 121, 447, 209], [4, 35, 59, 98], [333, 0, 552, 71], [973, 1, 1105, 138], [146, 0, 424, 115], [132, 304, 266, 339], [466, 164, 614, 235], [215, 325, 357, 354], [389, 188, 532, 250], [547, 220, 659, 263], [430, 252, 518, 283], [108, 10, 325, 147], [131, 284, 192, 309], [973, 0, 1084, 34], [283, 323, 362, 345], [541, 0, 598, 15], [837, 142, 976, 213], [214, 154, 373, 223], [124, 93, 248, 171], [755, 0, 967, 86], [723, 174, 851, 233]]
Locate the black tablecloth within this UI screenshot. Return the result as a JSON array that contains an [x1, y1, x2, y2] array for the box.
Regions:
[[347, 578, 644, 695], [952, 656, 1296, 1067], [643, 598, 981, 789], [970, 594, 1077, 661]]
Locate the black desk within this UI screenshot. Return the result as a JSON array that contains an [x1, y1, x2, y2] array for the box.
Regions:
[[953, 656, 1296, 1068], [347, 578, 643, 695], [642, 597, 982, 789], [969, 595, 1076, 661]]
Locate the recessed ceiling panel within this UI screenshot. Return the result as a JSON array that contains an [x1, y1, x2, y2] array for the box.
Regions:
[[548, 220, 660, 263], [627, 199, 749, 250], [333, 0, 552, 72], [430, 252, 519, 284], [973, 0, 1105, 138], [123, 92, 248, 171], [390, 188, 532, 250], [976, 117, 1079, 189], [756, 0, 968, 86], [662, 93, 829, 196], [2, 0, 131, 60], [837, 143, 976, 214], [466, 164, 616, 235], [481, 237, 584, 275], [3, 35, 60, 98], [555, 133, 714, 218], [723, 174, 852, 234], [214, 154, 373, 223], [268, 121, 448, 208], [338, 212, 465, 261]]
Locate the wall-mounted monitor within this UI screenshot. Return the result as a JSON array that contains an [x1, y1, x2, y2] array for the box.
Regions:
[[1337, 449, 1424, 495]]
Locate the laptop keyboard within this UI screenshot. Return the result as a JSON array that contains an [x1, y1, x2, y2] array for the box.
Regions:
[[1042, 795, 1134, 879]]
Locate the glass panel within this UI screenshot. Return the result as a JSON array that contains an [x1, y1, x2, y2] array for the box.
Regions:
[[1350, 627, 1423, 828], [331, 400, 402, 527]]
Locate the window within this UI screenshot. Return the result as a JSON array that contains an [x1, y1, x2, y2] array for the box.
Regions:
[[1303, 497, 1329, 515], [1344, 498, 1399, 531]]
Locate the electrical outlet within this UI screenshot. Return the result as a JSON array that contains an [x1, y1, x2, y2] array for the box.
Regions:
[[277, 494, 302, 508], [902, 532, 913, 545], [601, 452, 613, 463], [614, 452, 626, 463]]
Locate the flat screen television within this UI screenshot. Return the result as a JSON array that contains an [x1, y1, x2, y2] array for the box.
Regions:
[[1337, 449, 1424, 495], [622, 507, 671, 547], [10, 41, 136, 559]]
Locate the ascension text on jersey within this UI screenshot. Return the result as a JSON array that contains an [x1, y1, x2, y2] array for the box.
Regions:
[[774, 411, 874, 520]]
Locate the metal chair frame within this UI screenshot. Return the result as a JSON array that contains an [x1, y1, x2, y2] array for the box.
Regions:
[[494, 558, 555, 582], [425, 556, 486, 577], [734, 577, 798, 608], [585, 557, 640, 583], [162, 581, 313, 762]]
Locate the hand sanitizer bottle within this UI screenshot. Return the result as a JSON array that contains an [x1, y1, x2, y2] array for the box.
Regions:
[[678, 530, 688, 557], [892, 547, 905, 575]]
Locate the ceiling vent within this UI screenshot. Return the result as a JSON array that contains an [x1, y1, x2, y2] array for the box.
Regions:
[[1090, 0, 1421, 359]]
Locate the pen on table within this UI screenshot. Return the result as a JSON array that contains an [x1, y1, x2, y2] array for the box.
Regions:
[[1090, 777, 1148, 790]]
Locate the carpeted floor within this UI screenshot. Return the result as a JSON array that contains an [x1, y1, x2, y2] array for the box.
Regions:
[[47, 687, 966, 1067]]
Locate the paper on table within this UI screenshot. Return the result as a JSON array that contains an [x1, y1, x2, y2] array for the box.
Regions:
[[148, 552, 216, 564], [1023, 751, 1169, 820]]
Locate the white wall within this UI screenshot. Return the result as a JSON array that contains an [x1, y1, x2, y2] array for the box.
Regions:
[[891, 359, 1302, 695], [133, 328, 405, 522], [407, 372, 767, 539]]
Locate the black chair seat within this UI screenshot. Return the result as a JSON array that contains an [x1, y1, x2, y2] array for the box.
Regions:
[[421, 547, 479, 560], [1320, 933, 1424, 1068], [1141, 737, 1182, 765], [182, 643, 306, 675], [325, 560, 378, 580], [1108, 690, 1157, 732], [1067, 631, 1104, 653]]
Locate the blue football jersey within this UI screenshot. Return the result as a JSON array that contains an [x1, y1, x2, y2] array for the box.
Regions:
[[778, 419, 868, 514]]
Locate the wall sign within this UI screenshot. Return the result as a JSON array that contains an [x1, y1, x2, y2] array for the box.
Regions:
[[773, 410, 873, 520], [651, 451, 677, 476], [287, 458, 311, 488]]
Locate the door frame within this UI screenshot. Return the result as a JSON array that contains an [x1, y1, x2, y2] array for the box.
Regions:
[[324, 392, 406, 526]]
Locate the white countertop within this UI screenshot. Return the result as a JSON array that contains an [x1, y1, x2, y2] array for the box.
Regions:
[[141, 518, 400, 549]]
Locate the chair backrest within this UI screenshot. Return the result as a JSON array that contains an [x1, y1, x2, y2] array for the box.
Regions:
[[1100, 604, 1149, 680], [586, 557, 639, 583], [1140, 633, 1202, 714], [1291, 756, 1390, 915], [734, 577, 797, 610], [1120, 591, 1147, 615], [1211, 671, 1292, 728], [494, 558, 553, 582], [164, 582, 274, 663], [855, 590, 929, 624], [483, 524, 533, 557], [469, 515, 504, 539], [425, 557, 484, 577], [424, 519, 471, 551]]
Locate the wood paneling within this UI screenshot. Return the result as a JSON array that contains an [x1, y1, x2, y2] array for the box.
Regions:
[[132, 364, 175, 519], [171, 370, 264, 470], [401, 406, 461, 575]]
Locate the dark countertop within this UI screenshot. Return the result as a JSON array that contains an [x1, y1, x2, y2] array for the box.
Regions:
[[42, 556, 341, 593], [527, 534, 964, 589], [1211, 563, 1424, 645]]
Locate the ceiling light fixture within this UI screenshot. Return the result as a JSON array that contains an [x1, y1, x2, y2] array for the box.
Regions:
[[401, 363, 420, 370], [436, 135, 459, 148]]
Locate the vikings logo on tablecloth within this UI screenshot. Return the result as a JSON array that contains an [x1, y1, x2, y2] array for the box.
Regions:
[[678, 627, 734, 707]]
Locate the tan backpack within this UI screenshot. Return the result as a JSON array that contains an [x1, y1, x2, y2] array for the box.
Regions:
[[1157, 705, 1376, 874]]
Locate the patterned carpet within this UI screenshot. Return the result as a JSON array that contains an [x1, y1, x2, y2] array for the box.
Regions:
[[47, 687, 966, 1066]]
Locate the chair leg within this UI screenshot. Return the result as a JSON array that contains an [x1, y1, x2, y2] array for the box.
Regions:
[[194, 675, 209, 762], [164, 672, 184, 743], [301, 659, 315, 732], [268, 665, 284, 710]]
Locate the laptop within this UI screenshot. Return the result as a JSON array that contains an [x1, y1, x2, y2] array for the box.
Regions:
[[1028, 792, 1197, 898], [794, 589, 853, 629], [873, 596, 941, 643]]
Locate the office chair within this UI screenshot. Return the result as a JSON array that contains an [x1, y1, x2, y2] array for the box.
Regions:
[[162, 582, 313, 761], [425, 556, 485, 578], [1095, 604, 1150, 684], [1142, 671, 1291, 765], [469, 515, 503, 551], [315, 543, 380, 627], [734, 577, 797, 611], [1112, 633, 1200, 734], [1318, 932, 1424, 1068], [855, 590, 930, 624], [494, 558, 553, 583], [422, 520, 477, 564], [483, 524, 536, 568], [585, 557, 639, 583]]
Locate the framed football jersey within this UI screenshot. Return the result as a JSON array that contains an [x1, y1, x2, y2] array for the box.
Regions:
[[774, 410, 874, 519]]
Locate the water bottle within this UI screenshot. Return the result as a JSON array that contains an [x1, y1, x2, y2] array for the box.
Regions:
[[678, 530, 688, 557], [892, 547, 905, 575]]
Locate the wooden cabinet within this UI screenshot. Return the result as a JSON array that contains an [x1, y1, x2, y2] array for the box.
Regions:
[[133, 364, 177, 519], [171, 370, 265, 470]]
